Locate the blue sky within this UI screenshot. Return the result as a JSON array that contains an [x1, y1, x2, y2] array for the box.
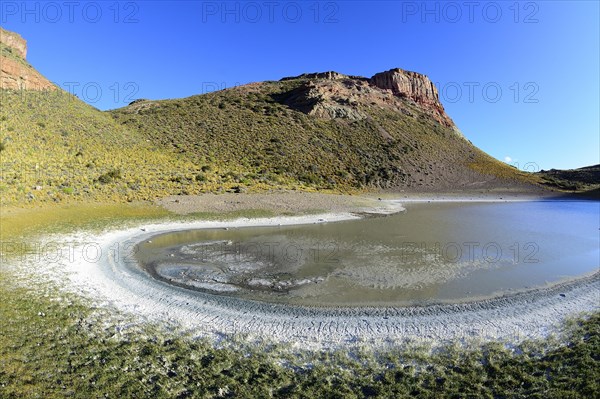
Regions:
[[2, 1, 598, 170]]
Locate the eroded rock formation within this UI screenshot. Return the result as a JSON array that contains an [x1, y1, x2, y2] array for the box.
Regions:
[[369, 68, 451, 126], [279, 68, 454, 127], [0, 27, 55, 91]]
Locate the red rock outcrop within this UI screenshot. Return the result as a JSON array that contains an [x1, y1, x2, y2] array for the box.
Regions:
[[0, 27, 26, 58], [0, 27, 55, 91], [280, 68, 454, 127], [369, 68, 452, 126]]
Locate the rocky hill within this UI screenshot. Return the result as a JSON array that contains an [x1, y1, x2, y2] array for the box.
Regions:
[[111, 69, 537, 192], [0, 27, 55, 91], [0, 27, 542, 205]]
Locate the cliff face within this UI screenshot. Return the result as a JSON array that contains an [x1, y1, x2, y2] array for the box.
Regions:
[[280, 68, 454, 127], [369, 68, 439, 106], [0, 27, 55, 91], [0, 28, 26, 58], [369, 68, 452, 126]]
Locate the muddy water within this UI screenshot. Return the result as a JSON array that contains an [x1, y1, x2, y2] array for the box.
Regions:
[[136, 201, 599, 306]]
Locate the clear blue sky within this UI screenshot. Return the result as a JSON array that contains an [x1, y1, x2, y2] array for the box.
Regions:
[[2, 1, 598, 170]]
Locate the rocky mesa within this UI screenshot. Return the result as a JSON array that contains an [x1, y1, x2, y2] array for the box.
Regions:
[[370, 68, 452, 127], [279, 68, 454, 127], [0, 27, 55, 91]]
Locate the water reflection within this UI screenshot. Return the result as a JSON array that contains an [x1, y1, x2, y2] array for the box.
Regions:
[[136, 201, 599, 306]]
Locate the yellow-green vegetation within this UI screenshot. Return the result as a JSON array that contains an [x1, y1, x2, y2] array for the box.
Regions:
[[0, 202, 169, 239], [112, 79, 537, 194], [0, 207, 597, 398], [0, 89, 281, 206], [2, 74, 542, 206], [536, 165, 600, 195], [0, 270, 598, 398], [467, 157, 541, 185]]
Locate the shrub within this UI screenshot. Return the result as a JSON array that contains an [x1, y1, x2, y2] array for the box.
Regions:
[[97, 169, 121, 184], [299, 173, 320, 185], [195, 173, 207, 182]]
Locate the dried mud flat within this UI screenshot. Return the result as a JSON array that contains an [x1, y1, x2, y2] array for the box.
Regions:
[[17, 194, 598, 350], [157, 191, 390, 215], [156, 190, 550, 215]]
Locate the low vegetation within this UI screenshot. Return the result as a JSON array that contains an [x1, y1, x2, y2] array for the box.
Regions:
[[537, 165, 600, 195], [1, 75, 542, 206], [111, 79, 539, 194], [0, 270, 597, 398], [0, 205, 597, 398], [0, 89, 277, 206]]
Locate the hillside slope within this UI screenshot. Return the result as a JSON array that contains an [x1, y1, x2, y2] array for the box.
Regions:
[[0, 28, 235, 205], [111, 70, 537, 192], [0, 89, 207, 205], [536, 165, 600, 197], [1, 27, 542, 206]]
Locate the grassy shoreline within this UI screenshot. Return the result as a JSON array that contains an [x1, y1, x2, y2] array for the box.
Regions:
[[1, 198, 598, 398], [1, 267, 597, 398]]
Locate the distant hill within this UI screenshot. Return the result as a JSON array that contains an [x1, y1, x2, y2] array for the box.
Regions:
[[536, 165, 600, 195], [1, 27, 542, 205]]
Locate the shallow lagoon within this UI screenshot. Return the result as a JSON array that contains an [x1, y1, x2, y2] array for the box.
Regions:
[[137, 201, 599, 306]]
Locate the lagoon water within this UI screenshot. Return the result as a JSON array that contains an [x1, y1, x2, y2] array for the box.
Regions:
[[136, 201, 599, 307]]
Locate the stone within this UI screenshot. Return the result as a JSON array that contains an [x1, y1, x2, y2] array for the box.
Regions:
[[0, 27, 56, 91], [278, 68, 455, 127], [369, 68, 453, 127], [0, 27, 26, 58]]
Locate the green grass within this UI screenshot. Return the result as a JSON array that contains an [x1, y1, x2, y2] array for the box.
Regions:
[[1, 204, 597, 398], [0, 271, 597, 398]]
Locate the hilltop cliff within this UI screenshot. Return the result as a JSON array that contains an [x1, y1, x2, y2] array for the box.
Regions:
[[370, 68, 453, 127], [0, 27, 55, 90], [279, 68, 455, 128]]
